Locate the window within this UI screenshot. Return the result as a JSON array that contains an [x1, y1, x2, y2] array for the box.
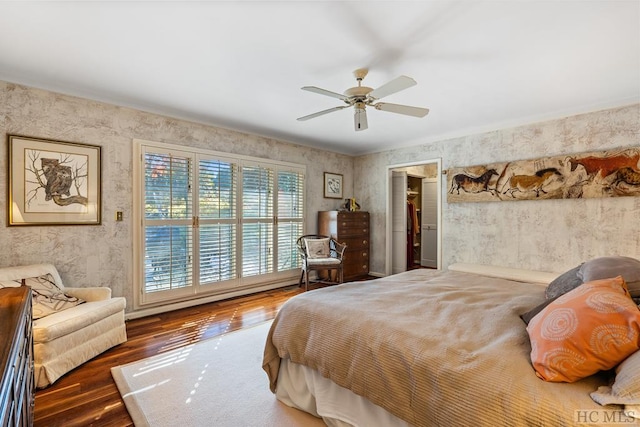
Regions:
[[135, 141, 304, 306]]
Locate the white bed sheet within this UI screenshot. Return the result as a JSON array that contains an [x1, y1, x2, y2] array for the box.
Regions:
[[276, 357, 408, 427]]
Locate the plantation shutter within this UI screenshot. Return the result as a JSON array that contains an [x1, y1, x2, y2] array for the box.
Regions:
[[198, 158, 237, 284], [242, 165, 274, 277], [143, 150, 194, 293], [277, 169, 304, 271]]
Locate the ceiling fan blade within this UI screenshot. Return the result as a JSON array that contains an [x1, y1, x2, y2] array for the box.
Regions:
[[374, 102, 429, 118], [297, 105, 348, 121], [368, 75, 417, 100], [354, 106, 368, 131], [301, 86, 350, 102]]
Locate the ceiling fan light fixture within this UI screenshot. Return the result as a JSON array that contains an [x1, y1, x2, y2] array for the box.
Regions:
[[354, 102, 368, 132]]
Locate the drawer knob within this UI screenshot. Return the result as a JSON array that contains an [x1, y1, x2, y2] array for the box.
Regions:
[[362, 252, 367, 257], [363, 240, 368, 245]]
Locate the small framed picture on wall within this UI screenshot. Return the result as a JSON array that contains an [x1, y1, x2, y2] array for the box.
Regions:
[[324, 172, 343, 199]]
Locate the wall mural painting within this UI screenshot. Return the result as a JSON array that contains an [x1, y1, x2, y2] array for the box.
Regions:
[[447, 147, 640, 203]]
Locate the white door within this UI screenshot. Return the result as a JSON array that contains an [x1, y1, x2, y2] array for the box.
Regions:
[[421, 178, 438, 268], [391, 171, 408, 274]]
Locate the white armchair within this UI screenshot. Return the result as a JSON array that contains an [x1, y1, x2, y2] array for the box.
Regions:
[[0, 263, 127, 388]]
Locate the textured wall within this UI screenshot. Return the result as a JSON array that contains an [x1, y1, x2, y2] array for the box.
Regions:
[[354, 104, 640, 275], [0, 81, 354, 311]]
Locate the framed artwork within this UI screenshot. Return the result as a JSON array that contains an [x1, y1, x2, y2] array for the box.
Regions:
[[324, 172, 343, 199], [7, 135, 102, 225], [446, 146, 640, 203]]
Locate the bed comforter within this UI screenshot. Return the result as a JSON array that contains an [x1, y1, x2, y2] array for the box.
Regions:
[[263, 268, 613, 426]]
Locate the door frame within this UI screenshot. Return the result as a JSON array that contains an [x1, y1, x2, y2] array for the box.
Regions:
[[385, 158, 442, 276]]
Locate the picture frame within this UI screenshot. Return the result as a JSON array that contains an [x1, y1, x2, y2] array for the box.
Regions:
[[7, 135, 102, 225], [323, 172, 343, 199]]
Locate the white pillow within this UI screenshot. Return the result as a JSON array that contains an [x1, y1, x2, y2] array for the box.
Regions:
[[305, 238, 330, 259], [591, 350, 640, 419]]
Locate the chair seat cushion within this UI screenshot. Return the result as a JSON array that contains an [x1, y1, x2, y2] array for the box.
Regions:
[[33, 296, 126, 343], [308, 258, 342, 266]]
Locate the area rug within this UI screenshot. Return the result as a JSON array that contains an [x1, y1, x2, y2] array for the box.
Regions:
[[111, 321, 324, 427]]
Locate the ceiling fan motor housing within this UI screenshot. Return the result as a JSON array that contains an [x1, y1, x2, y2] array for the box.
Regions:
[[344, 86, 373, 99]]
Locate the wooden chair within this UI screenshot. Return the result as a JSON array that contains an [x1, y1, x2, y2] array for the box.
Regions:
[[297, 234, 347, 291]]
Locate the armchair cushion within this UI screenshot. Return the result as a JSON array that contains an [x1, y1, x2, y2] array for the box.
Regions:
[[33, 296, 126, 343], [305, 238, 331, 259]]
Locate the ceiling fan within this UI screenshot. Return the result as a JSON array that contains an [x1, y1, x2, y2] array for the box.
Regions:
[[297, 68, 429, 132]]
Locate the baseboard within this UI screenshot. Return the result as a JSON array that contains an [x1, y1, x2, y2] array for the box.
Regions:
[[125, 280, 297, 320], [368, 271, 385, 278]]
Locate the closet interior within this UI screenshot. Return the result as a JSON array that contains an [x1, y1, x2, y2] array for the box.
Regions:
[[391, 163, 438, 274]]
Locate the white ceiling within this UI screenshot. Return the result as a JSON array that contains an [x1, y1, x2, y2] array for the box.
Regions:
[[0, 1, 638, 156]]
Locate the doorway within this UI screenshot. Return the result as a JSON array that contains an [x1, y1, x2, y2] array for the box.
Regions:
[[386, 159, 442, 276]]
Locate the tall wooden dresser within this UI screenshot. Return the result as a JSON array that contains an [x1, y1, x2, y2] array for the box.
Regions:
[[318, 211, 370, 280], [0, 287, 34, 427]]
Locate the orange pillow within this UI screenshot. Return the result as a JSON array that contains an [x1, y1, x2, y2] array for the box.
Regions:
[[527, 276, 640, 382]]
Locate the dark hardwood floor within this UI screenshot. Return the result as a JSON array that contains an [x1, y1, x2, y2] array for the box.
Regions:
[[34, 283, 313, 427]]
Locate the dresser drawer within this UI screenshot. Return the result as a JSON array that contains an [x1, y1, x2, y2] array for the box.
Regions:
[[336, 227, 369, 238], [346, 247, 369, 259], [344, 260, 369, 277], [337, 215, 369, 223], [340, 237, 369, 251], [337, 217, 369, 227], [338, 212, 369, 222]]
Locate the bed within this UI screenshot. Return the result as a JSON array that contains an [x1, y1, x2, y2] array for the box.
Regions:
[[262, 262, 640, 426]]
